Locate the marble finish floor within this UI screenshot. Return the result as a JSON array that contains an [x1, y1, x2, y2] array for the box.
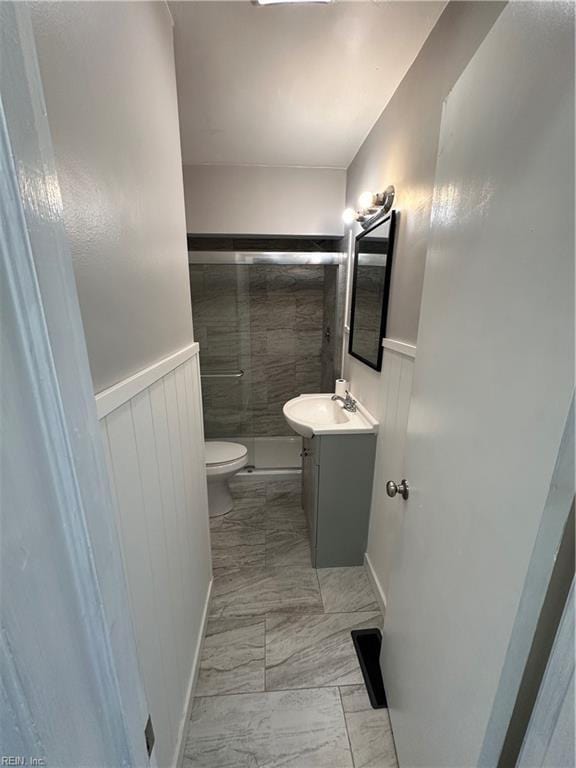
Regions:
[[185, 476, 398, 768]]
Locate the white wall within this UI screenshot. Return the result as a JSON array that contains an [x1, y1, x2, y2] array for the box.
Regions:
[[1, 5, 149, 764], [345, 0, 505, 350], [30, 6, 212, 766], [183, 164, 345, 236], [31, 1, 193, 394], [343, 1, 505, 602]]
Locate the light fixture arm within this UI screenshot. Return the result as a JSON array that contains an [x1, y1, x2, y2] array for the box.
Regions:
[[341, 185, 395, 229], [358, 185, 395, 229]]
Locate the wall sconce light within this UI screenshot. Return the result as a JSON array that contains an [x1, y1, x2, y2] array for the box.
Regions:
[[341, 185, 395, 229]]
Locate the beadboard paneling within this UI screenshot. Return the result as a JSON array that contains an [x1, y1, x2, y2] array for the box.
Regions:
[[100, 347, 212, 768], [365, 346, 415, 605]]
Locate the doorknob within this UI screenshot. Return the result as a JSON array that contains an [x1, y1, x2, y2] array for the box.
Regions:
[[386, 479, 409, 500]]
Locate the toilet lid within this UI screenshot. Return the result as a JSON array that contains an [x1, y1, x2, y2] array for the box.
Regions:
[[205, 441, 247, 465]]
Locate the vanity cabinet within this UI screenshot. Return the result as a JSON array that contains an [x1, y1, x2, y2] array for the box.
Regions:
[[302, 433, 376, 568]]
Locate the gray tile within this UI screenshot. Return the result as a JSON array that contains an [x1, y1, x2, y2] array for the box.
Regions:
[[266, 329, 296, 357], [203, 407, 251, 437], [229, 478, 266, 506], [209, 504, 265, 533], [266, 504, 308, 532], [194, 294, 238, 324], [296, 329, 324, 357], [339, 683, 374, 713], [230, 477, 267, 495], [211, 543, 265, 572], [295, 358, 323, 395], [210, 529, 265, 572], [209, 566, 323, 617], [266, 358, 297, 403], [206, 326, 246, 358], [265, 529, 311, 567], [339, 686, 398, 768], [266, 478, 301, 507], [317, 567, 380, 613], [185, 687, 353, 768], [196, 616, 265, 696], [265, 295, 296, 330], [295, 291, 324, 330], [211, 528, 265, 547], [266, 612, 382, 691], [251, 406, 289, 437]]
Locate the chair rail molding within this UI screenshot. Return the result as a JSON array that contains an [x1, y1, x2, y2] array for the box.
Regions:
[[95, 342, 199, 419], [381, 337, 417, 358]]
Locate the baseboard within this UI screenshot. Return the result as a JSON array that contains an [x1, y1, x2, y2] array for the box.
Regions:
[[364, 552, 387, 616], [173, 576, 213, 768], [95, 342, 199, 419]]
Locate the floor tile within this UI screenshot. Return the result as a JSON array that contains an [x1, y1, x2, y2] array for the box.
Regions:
[[196, 616, 265, 696], [265, 529, 311, 567], [339, 685, 398, 768], [266, 478, 301, 507], [185, 687, 353, 768], [338, 683, 374, 713], [210, 528, 265, 572], [209, 566, 323, 617], [209, 504, 265, 533], [317, 567, 380, 613], [229, 478, 267, 510], [210, 527, 265, 547], [266, 612, 382, 690], [266, 503, 308, 532]]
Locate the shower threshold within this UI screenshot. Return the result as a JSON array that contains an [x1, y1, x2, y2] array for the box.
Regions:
[[239, 466, 301, 480]]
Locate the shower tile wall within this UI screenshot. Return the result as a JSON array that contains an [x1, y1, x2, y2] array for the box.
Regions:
[[189, 264, 338, 438]]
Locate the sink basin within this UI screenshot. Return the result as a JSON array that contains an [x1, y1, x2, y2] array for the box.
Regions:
[[283, 393, 378, 438]]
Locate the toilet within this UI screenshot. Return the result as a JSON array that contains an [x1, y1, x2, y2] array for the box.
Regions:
[[204, 441, 248, 517]]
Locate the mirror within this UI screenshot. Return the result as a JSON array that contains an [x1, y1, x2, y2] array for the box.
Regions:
[[348, 211, 397, 371]]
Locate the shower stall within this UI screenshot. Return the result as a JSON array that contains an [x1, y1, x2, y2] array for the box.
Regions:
[[189, 249, 345, 471]]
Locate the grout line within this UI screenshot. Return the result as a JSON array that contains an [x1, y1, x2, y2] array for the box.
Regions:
[[193, 684, 358, 700], [387, 708, 401, 768], [338, 685, 357, 768], [316, 568, 327, 613]]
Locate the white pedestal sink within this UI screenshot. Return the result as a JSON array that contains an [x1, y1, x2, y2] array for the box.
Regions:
[[282, 393, 378, 439]]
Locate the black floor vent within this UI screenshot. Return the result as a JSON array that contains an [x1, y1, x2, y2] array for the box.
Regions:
[[351, 628, 388, 709]]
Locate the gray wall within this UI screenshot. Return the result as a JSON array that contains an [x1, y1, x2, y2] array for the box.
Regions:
[[343, 0, 505, 416], [31, 2, 193, 394], [183, 164, 346, 236], [346, 0, 506, 346]]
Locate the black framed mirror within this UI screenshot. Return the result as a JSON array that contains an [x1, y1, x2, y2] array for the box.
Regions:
[[348, 210, 397, 371]]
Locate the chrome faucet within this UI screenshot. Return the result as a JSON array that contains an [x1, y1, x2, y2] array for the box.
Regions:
[[331, 390, 357, 412]]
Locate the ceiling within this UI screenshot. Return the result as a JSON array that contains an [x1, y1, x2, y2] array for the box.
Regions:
[[171, 1, 446, 169]]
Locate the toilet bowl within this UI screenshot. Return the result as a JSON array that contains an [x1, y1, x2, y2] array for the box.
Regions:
[[205, 441, 248, 517]]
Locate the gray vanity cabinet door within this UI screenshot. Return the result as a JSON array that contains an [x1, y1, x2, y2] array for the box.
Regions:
[[315, 434, 376, 568], [302, 437, 319, 559]]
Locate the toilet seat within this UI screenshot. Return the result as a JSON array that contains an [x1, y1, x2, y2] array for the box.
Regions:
[[205, 441, 248, 478], [205, 441, 247, 465]]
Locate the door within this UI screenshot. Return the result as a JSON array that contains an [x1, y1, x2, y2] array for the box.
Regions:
[[381, 4, 574, 767]]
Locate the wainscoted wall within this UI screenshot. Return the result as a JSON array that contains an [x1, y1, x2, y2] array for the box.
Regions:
[[189, 264, 338, 438], [362, 344, 415, 607], [97, 343, 212, 768]]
